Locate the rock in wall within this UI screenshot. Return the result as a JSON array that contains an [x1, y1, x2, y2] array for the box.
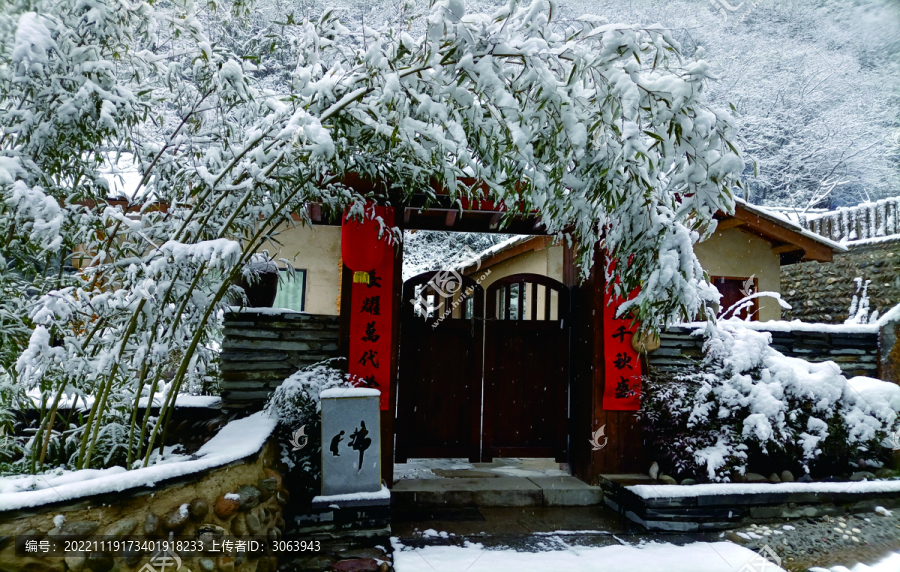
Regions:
[[0, 441, 285, 572]]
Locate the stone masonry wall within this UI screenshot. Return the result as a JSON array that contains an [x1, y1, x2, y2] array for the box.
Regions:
[[220, 310, 340, 409], [0, 441, 285, 572], [649, 326, 879, 378], [780, 238, 900, 324]]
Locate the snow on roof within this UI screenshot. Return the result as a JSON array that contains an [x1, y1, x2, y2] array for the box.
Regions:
[[0, 411, 276, 512], [470, 199, 848, 269], [465, 234, 540, 268], [734, 198, 848, 252]]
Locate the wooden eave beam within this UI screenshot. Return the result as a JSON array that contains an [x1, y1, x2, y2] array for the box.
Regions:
[[715, 217, 745, 231], [771, 243, 803, 255], [732, 206, 833, 262]]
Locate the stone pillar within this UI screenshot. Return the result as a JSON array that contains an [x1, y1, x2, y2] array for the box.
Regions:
[[319, 388, 382, 496]]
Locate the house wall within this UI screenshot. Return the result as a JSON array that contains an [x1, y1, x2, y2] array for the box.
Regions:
[[694, 227, 783, 321], [476, 244, 564, 287], [257, 224, 342, 315]]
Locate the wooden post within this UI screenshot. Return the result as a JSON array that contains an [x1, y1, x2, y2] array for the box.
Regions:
[[565, 242, 645, 485], [384, 244, 402, 487]]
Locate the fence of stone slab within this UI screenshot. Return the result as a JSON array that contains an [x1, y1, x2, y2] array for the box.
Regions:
[[220, 309, 340, 409], [649, 324, 880, 378]]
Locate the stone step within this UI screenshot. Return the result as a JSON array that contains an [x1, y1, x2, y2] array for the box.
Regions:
[[391, 476, 602, 508]]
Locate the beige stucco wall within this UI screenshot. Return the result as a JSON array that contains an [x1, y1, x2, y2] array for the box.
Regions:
[[258, 224, 342, 315], [694, 227, 782, 321], [475, 244, 563, 288]]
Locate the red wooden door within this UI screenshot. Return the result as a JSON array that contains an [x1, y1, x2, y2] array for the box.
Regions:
[[396, 271, 483, 462], [483, 274, 569, 462]]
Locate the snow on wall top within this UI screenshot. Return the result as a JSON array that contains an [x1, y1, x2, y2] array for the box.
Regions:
[[0, 411, 276, 512], [781, 196, 900, 245], [627, 479, 900, 499], [320, 388, 381, 399]]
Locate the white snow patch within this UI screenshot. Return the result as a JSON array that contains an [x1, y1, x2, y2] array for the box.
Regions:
[[320, 388, 381, 399], [391, 538, 785, 571], [810, 550, 900, 571], [226, 306, 302, 315], [312, 485, 390, 504], [627, 480, 900, 499]]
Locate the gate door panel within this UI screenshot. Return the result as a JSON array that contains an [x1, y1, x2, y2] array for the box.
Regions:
[[483, 274, 569, 462], [396, 271, 483, 463]]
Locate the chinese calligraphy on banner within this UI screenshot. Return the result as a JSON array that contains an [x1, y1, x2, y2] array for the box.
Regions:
[[601, 290, 642, 411], [348, 207, 394, 410]]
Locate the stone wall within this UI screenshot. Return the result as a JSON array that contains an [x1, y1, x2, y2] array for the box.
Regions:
[[649, 325, 879, 377], [780, 238, 900, 324], [221, 310, 340, 409], [0, 441, 285, 572]]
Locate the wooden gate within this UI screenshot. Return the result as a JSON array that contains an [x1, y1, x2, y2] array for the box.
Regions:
[[483, 274, 569, 462], [396, 271, 483, 462]]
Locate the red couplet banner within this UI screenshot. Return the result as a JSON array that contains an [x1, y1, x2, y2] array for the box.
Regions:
[[601, 290, 642, 411], [348, 207, 395, 411]]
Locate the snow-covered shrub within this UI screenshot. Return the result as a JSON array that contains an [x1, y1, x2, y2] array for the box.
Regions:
[[265, 359, 351, 504], [642, 324, 900, 482]]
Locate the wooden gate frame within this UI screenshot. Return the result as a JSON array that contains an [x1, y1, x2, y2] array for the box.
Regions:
[[395, 271, 484, 463], [483, 273, 570, 462]]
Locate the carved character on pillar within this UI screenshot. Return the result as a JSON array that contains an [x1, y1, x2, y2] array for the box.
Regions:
[[348, 420, 372, 472]]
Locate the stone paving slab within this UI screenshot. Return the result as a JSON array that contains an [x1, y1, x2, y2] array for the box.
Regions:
[[392, 477, 542, 508], [391, 506, 639, 538], [432, 469, 501, 478], [526, 476, 604, 507]]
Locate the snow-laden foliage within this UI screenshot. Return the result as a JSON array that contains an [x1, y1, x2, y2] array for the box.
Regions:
[[642, 324, 900, 482], [0, 0, 743, 474], [265, 359, 350, 502]]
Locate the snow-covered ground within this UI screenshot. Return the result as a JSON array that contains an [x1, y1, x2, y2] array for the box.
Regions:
[[391, 538, 785, 572], [394, 458, 569, 480], [812, 551, 900, 572], [0, 412, 275, 511]]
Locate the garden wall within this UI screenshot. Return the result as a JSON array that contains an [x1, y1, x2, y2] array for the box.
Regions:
[[780, 237, 900, 324], [220, 309, 340, 409], [649, 324, 880, 378], [0, 441, 285, 572]]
